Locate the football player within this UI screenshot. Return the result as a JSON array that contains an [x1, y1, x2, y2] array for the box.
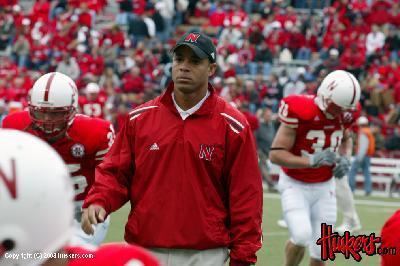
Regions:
[[0, 129, 160, 266], [1, 72, 115, 246], [269, 70, 361, 266], [78, 82, 107, 119]]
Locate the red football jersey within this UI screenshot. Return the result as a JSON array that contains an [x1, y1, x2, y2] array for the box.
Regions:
[[278, 95, 356, 183], [66, 243, 160, 266], [2, 111, 114, 201], [78, 95, 107, 119]]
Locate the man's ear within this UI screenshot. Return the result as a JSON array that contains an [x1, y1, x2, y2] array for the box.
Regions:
[[208, 63, 217, 77]]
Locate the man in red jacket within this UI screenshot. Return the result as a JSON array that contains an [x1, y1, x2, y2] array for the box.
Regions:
[[81, 31, 263, 266]]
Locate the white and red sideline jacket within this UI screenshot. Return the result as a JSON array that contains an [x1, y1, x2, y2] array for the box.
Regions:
[[83, 83, 263, 265]]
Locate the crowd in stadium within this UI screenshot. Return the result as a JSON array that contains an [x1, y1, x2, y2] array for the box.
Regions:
[[0, 0, 400, 154]]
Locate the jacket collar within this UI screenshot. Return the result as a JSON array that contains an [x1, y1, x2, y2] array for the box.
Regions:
[[160, 82, 217, 117]]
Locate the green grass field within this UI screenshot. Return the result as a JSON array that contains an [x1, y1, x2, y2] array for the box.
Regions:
[[104, 192, 400, 266]]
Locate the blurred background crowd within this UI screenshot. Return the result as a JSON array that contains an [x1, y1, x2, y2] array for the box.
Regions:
[[0, 0, 400, 157]]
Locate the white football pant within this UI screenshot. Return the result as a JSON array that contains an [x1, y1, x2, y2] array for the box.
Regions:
[[278, 171, 337, 260]]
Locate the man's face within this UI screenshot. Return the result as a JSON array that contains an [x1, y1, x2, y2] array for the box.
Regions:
[[87, 92, 98, 101], [30, 107, 72, 135], [171, 46, 216, 94], [263, 108, 272, 121]]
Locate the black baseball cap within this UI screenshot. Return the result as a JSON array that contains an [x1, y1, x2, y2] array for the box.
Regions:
[[171, 31, 217, 63]]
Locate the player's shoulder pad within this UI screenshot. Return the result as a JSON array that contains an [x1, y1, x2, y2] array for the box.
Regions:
[[72, 114, 112, 137], [279, 95, 319, 127], [128, 99, 159, 122], [217, 98, 249, 134], [1, 111, 31, 129]]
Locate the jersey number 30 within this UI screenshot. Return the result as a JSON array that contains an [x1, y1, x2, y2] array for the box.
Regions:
[[306, 130, 343, 153]]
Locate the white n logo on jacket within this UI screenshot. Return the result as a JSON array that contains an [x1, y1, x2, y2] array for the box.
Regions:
[[199, 144, 215, 161]]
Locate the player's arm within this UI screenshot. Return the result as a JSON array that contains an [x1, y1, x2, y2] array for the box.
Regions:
[[82, 119, 133, 234], [269, 123, 311, 168], [338, 129, 353, 157], [225, 119, 263, 265], [333, 129, 352, 179]]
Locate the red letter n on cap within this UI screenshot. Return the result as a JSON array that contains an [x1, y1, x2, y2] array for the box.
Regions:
[[184, 33, 200, 43]]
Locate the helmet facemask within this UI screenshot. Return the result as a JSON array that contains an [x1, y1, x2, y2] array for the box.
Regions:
[[29, 105, 76, 137]]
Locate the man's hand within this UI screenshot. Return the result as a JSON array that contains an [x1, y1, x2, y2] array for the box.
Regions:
[[81, 204, 107, 235], [302, 149, 336, 168], [333, 157, 351, 179]]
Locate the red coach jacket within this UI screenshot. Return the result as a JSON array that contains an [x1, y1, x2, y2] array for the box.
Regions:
[[83, 83, 263, 264]]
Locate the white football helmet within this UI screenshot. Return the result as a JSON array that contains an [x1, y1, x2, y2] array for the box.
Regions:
[[357, 116, 369, 126], [29, 72, 78, 135], [316, 70, 361, 118], [0, 129, 74, 266], [86, 82, 100, 94]]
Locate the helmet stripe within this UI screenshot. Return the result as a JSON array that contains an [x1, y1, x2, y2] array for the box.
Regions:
[[347, 73, 356, 105], [43, 72, 57, 101]]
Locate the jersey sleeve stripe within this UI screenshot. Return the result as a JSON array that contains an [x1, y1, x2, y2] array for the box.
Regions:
[[280, 121, 298, 128], [95, 148, 109, 156], [278, 114, 299, 125]]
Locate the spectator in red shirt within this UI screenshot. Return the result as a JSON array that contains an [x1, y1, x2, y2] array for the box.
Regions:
[[208, 2, 226, 27], [78, 2, 93, 28], [351, 0, 370, 14], [121, 66, 144, 94], [31, 0, 51, 24], [367, 0, 391, 25], [341, 43, 366, 79], [194, 0, 210, 18], [75, 44, 94, 76], [89, 47, 105, 76]]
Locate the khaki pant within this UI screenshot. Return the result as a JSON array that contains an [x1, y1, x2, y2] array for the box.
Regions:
[[150, 247, 229, 266], [370, 89, 394, 109]]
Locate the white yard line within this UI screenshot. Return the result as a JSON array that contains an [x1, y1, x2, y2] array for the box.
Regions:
[[263, 192, 400, 207]]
